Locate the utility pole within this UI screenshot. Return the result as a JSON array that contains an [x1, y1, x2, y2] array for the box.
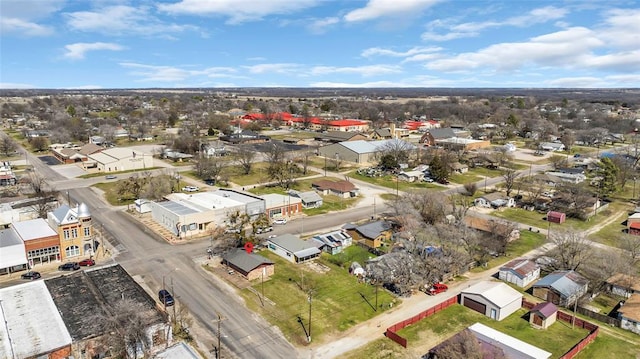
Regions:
[[171, 278, 177, 325], [261, 268, 265, 307], [307, 290, 312, 343], [375, 285, 378, 310], [215, 312, 224, 359]]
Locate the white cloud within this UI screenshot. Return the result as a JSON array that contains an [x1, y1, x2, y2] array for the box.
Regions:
[[120, 62, 238, 82], [0, 17, 53, 36], [597, 9, 640, 50], [64, 42, 125, 60], [158, 0, 321, 24], [0, 0, 63, 36], [361, 46, 441, 58], [307, 17, 339, 34], [426, 27, 605, 72], [311, 65, 402, 77], [310, 75, 454, 87], [243, 63, 303, 74], [65, 5, 197, 36], [422, 5, 568, 42], [0, 82, 37, 89], [344, 0, 439, 22]]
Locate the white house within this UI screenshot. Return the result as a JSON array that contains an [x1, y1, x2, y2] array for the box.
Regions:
[[311, 230, 353, 255], [607, 273, 640, 298], [474, 192, 515, 208], [398, 170, 424, 182], [619, 293, 640, 334], [267, 234, 321, 264], [499, 259, 541, 287], [460, 281, 523, 321], [539, 142, 565, 151]]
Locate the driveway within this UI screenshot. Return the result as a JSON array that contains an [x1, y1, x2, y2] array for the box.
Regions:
[[50, 163, 88, 178]]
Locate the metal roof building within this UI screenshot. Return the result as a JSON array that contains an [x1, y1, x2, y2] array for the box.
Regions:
[[267, 234, 321, 263], [318, 139, 416, 164]]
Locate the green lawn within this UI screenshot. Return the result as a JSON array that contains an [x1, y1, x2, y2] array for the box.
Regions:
[[239, 250, 398, 346], [491, 207, 609, 232], [397, 305, 588, 358], [449, 173, 483, 184], [349, 171, 443, 192], [225, 162, 321, 186], [589, 211, 629, 247], [471, 231, 547, 272], [588, 293, 626, 316], [323, 245, 377, 270], [93, 179, 195, 206], [576, 331, 640, 358]]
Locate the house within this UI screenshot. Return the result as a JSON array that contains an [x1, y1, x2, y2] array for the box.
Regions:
[[12, 217, 61, 267], [344, 220, 393, 249], [606, 273, 640, 298], [288, 190, 323, 209], [419, 128, 457, 145], [89, 135, 105, 145], [545, 171, 586, 184], [532, 270, 589, 307], [162, 149, 194, 162], [203, 145, 229, 157], [499, 259, 541, 287], [428, 323, 551, 359], [371, 128, 393, 139], [618, 293, 640, 334], [529, 302, 558, 329], [0, 227, 28, 275], [460, 281, 523, 321], [464, 215, 520, 241], [474, 192, 515, 208], [312, 179, 359, 198], [222, 248, 274, 280], [398, 170, 424, 182], [539, 142, 565, 151], [261, 193, 302, 219], [47, 203, 95, 260], [311, 229, 353, 255], [220, 130, 270, 144], [267, 234, 321, 263], [547, 211, 566, 224], [0, 161, 16, 186], [449, 162, 468, 173], [0, 281, 73, 359]]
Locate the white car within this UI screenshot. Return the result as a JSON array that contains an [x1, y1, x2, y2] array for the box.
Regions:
[[182, 186, 200, 192], [273, 218, 287, 225]]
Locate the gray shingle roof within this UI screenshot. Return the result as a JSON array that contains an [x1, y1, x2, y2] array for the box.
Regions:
[[268, 234, 320, 255], [223, 248, 273, 273], [355, 221, 391, 239]]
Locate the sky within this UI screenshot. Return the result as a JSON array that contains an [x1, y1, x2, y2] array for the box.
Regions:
[[1, 0, 639, 89]]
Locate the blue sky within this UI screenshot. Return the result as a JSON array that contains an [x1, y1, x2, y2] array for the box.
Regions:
[[1, 0, 639, 89]]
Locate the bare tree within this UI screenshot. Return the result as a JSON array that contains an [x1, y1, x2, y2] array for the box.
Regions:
[[502, 169, 519, 197], [96, 298, 154, 359], [264, 142, 297, 188], [544, 230, 592, 272], [142, 174, 173, 200], [194, 155, 225, 181], [487, 220, 519, 256], [0, 133, 17, 157], [463, 182, 477, 197], [619, 234, 640, 265], [29, 136, 49, 152], [376, 139, 414, 166], [28, 173, 58, 218], [235, 144, 256, 175]]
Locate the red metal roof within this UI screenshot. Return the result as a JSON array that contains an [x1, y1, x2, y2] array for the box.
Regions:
[[630, 222, 640, 230]]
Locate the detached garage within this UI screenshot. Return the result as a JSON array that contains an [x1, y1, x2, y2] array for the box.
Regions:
[[460, 281, 523, 321]]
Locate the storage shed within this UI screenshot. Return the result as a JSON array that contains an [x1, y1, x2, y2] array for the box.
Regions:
[[546, 211, 566, 224], [349, 262, 365, 277], [529, 302, 558, 329], [460, 281, 523, 321]]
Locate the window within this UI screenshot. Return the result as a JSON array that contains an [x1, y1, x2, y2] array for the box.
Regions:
[[63, 229, 70, 239], [65, 245, 80, 257], [84, 227, 91, 237], [71, 228, 78, 238]]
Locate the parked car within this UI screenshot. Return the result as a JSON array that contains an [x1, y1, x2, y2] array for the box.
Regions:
[[256, 226, 273, 234], [78, 259, 96, 266], [182, 186, 200, 192], [425, 283, 448, 295], [105, 175, 117, 180], [159, 289, 175, 306], [273, 218, 287, 225], [422, 177, 434, 183], [21, 271, 41, 280], [58, 262, 80, 271]]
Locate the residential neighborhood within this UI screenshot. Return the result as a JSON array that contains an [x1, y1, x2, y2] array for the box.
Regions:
[[1, 87, 640, 359]]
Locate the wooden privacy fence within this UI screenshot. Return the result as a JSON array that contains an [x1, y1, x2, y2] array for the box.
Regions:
[[523, 299, 600, 359], [385, 296, 457, 348]]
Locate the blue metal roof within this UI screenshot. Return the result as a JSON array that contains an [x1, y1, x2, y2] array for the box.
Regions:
[[534, 270, 588, 298]]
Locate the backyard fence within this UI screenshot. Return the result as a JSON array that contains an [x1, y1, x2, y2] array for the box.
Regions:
[[523, 299, 600, 359], [385, 296, 457, 348], [575, 306, 620, 327]]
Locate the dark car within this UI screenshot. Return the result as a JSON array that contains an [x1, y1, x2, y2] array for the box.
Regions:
[[78, 259, 96, 266], [159, 289, 175, 306], [21, 271, 41, 280], [58, 262, 80, 271]]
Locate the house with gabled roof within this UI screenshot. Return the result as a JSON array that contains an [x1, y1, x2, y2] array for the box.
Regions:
[[47, 203, 94, 260], [529, 302, 558, 329], [222, 248, 274, 280], [499, 259, 540, 287], [474, 192, 515, 208], [267, 234, 321, 263], [532, 270, 589, 307], [288, 190, 323, 209], [344, 220, 393, 249], [312, 179, 359, 198], [315, 131, 367, 143], [619, 293, 640, 334], [311, 230, 352, 255], [460, 281, 523, 321], [607, 273, 640, 298]]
